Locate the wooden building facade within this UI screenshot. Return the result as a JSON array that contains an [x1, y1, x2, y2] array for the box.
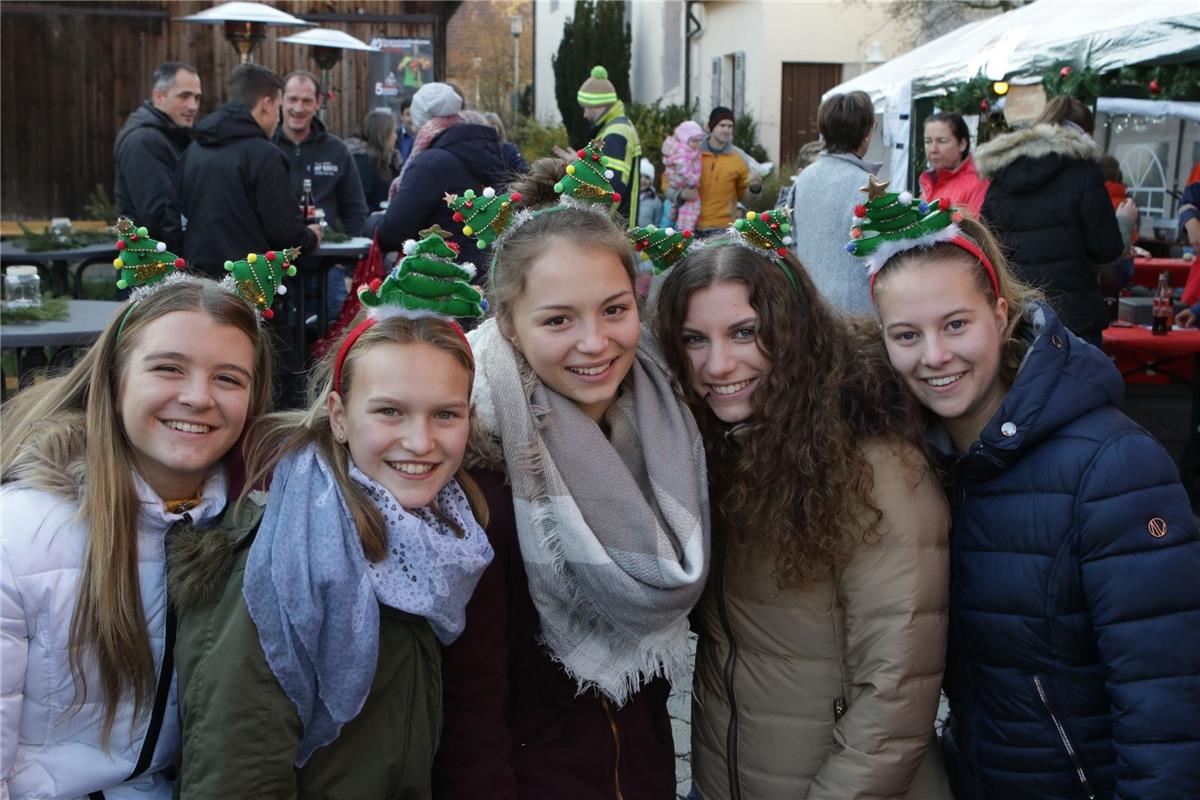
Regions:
[[0, 1, 457, 219]]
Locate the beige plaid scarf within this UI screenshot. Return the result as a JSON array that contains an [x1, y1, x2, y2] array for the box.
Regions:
[[469, 319, 710, 703]]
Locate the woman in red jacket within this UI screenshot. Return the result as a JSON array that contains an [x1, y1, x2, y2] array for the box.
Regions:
[[920, 112, 989, 217]]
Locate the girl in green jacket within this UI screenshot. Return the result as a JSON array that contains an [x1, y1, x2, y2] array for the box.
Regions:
[[170, 234, 493, 799]]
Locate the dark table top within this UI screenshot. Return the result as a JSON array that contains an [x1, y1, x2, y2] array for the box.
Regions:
[[0, 299, 122, 347]]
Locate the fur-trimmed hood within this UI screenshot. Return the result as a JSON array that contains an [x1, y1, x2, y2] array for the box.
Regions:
[[168, 497, 264, 612], [973, 123, 1102, 187]]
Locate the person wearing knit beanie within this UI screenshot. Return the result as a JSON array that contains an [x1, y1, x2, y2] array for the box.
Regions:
[[708, 106, 735, 131], [554, 65, 643, 228], [411, 82, 463, 129]]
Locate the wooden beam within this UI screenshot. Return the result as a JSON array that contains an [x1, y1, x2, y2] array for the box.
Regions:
[[299, 13, 438, 25], [0, 3, 168, 19]]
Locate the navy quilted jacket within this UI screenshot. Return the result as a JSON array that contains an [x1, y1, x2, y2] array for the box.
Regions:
[[940, 304, 1200, 800]]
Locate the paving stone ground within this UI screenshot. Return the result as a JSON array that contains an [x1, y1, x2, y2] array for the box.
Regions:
[[668, 632, 698, 799]]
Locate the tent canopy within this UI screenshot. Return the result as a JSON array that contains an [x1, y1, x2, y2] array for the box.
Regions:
[[826, 0, 1200, 108]]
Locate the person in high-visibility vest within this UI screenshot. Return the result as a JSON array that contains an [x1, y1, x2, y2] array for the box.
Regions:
[[559, 65, 642, 228]]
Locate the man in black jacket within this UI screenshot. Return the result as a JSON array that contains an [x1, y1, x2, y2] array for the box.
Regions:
[[113, 62, 200, 252], [180, 64, 322, 407], [273, 70, 367, 236], [179, 63, 321, 279]]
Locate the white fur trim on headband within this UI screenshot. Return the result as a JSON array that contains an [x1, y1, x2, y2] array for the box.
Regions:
[[127, 269, 194, 303], [863, 223, 961, 275], [490, 197, 613, 252]]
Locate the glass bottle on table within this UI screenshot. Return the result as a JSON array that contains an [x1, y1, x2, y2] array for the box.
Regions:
[[1151, 270, 1171, 335], [300, 178, 318, 225]]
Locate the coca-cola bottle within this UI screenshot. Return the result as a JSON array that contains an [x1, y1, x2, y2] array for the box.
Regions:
[[300, 178, 317, 224], [1151, 271, 1170, 335]]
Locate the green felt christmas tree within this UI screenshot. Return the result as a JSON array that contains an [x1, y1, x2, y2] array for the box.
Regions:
[[446, 187, 523, 249], [553, 140, 622, 207], [359, 225, 485, 319], [222, 247, 299, 319], [112, 217, 185, 290], [732, 209, 793, 259], [629, 225, 694, 275], [845, 175, 958, 268]]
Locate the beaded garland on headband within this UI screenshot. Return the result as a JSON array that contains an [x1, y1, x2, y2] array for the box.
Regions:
[[845, 175, 999, 299], [221, 248, 299, 319], [112, 217, 191, 340], [334, 225, 484, 394], [629, 225, 695, 275]]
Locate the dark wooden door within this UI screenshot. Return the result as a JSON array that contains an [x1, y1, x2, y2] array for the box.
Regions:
[[780, 63, 842, 167]]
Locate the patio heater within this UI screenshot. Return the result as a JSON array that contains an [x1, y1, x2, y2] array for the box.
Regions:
[[278, 28, 380, 120], [177, 2, 310, 64]]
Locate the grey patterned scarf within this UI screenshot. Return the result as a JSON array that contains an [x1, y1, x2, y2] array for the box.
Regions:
[[469, 319, 709, 704], [244, 444, 492, 765]]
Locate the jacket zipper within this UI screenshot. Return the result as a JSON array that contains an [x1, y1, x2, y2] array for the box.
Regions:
[[1033, 675, 1095, 799], [830, 587, 849, 721], [714, 548, 743, 800], [599, 696, 625, 800]]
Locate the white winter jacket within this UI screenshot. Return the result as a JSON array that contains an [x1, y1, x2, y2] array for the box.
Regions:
[[1, 471, 227, 800]]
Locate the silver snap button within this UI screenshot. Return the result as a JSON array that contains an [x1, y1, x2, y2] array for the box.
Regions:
[[1001, 421, 1017, 437], [1051, 334, 1064, 348]]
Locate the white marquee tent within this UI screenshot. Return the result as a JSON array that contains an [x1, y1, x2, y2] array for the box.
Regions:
[[824, 0, 1200, 189]]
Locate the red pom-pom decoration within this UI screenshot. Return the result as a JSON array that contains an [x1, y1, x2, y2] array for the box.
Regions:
[[761, 211, 771, 222], [262, 308, 274, 320], [464, 201, 473, 208], [510, 192, 522, 203], [452, 211, 464, 222], [850, 227, 863, 239], [682, 230, 694, 239], [770, 223, 779, 231], [979, 99, 990, 112], [592, 153, 600, 161], [369, 278, 382, 292], [853, 204, 867, 217], [116, 240, 126, 251], [951, 211, 964, 223], [610, 192, 621, 204], [266, 251, 276, 261], [776, 247, 788, 257], [1060, 66, 1072, 77], [130, 234, 139, 242], [173, 258, 185, 270], [576, 149, 586, 159], [448, 242, 460, 254], [634, 241, 645, 251], [1148, 79, 1162, 95]]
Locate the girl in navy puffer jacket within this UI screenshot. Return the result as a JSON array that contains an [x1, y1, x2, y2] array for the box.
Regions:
[[865, 210, 1200, 800]]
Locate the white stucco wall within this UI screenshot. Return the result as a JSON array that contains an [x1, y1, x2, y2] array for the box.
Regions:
[[533, 0, 570, 124]]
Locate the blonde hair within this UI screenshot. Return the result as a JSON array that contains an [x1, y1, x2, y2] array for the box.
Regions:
[[873, 215, 1044, 387], [241, 314, 489, 561], [0, 278, 272, 743]]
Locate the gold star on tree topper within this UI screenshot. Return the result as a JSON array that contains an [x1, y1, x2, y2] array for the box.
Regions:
[[858, 174, 891, 202]]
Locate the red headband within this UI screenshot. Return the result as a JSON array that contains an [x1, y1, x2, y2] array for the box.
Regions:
[[869, 234, 999, 301], [332, 316, 473, 395]]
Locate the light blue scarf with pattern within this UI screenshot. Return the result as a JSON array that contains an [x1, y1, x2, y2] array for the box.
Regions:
[[243, 443, 492, 765]]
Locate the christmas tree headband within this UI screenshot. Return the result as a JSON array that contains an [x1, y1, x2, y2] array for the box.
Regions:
[[629, 225, 695, 275], [690, 209, 798, 288], [221, 248, 299, 319], [446, 140, 622, 262], [112, 217, 188, 340], [334, 225, 484, 394], [845, 175, 998, 300]]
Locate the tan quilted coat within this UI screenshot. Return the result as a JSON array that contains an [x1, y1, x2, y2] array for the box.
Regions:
[[692, 440, 953, 800]]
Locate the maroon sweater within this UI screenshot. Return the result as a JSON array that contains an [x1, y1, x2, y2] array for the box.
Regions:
[[433, 468, 677, 799]]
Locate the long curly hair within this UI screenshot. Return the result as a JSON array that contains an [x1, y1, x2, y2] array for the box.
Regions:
[[654, 243, 927, 589]]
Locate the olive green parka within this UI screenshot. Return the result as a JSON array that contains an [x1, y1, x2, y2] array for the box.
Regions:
[[168, 499, 442, 799]]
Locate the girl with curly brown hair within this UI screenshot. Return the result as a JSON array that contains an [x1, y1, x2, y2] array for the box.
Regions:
[[654, 238, 953, 800]]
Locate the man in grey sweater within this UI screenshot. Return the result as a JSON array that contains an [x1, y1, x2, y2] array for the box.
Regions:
[[790, 91, 880, 315]]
